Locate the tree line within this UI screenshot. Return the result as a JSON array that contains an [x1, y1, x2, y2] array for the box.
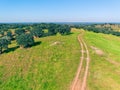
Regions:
[[1, 23, 120, 54], [0, 23, 71, 54], [75, 24, 120, 36]]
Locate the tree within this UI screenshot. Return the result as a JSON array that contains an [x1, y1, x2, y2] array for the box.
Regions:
[[7, 31, 13, 40], [58, 25, 71, 35], [0, 36, 11, 54], [30, 28, 44, 38], [16, 33, 34, 48], [48, 24, 58, 35], [15, 29, 25, 36], [0, 31, 4, 37]]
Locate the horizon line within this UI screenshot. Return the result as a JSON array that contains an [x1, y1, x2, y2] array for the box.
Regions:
[[0, 21, 120, 23]]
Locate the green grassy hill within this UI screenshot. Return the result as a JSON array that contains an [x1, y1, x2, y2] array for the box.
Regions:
[[0, 30, 80, 90], [84, 31, 120, 90], [0, 29, 120, 90]]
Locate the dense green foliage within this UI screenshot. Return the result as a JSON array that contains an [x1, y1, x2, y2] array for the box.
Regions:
[[0, 23, 71, 54], [58, 25, 71, 35], [75, 24, 120, 36], [0, 36, 11, 53], [15, 29, 25, 36], [0, 31, 4, 37], [0, 23, 71, 37], [16, 33, 34, 48], [7, 31, 13, 40], [30, 28, 44, 38]]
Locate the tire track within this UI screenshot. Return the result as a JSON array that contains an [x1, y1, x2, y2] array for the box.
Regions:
[[80, 38, 90, 90], [71, 34, 90, 90], [71, 35, 84, 90]]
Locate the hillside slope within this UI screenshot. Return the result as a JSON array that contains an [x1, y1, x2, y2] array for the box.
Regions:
[[83, 31, 120, 90], [0, 29, 120, 90], [0, 30, 81, 90]]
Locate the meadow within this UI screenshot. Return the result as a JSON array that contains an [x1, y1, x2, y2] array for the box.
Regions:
[[1, 28, 120, 90], [84, 31, 120, 90], [0, 30, 80, 90]]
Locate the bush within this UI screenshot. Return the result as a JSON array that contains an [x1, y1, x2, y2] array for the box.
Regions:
[[16, 33, 34, 48], [0, 36, 11, 54], [30, 28, 44, 38], [7, 31, 13, 40], [15, 29, 25, 36]]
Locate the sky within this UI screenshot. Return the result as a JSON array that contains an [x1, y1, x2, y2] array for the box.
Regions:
[[0, 0, 120, 22]]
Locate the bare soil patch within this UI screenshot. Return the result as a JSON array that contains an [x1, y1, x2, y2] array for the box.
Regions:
[[50, 41, 62, 46], [91, 46, 104, 56], [71, 34, 90, 90]]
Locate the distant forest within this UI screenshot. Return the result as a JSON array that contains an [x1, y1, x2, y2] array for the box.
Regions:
[[74, 23, 120, 36], [0, 23, 120, 54], [0, 23, 71, 54]]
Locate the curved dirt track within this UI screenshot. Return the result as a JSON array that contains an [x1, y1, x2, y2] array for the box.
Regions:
[[71, 34, 90, 90]]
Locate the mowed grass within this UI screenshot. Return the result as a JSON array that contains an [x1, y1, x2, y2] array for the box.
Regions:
[[0, 30, 81, 90], [83, 31, 120, 90]]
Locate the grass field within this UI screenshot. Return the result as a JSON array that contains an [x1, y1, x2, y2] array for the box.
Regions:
[[83, 31, 120, 90], [0, 30, 81, 90], [1, 29, 120, 90]]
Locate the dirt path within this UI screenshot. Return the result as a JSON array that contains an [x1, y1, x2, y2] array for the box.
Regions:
[[80, 38, 90, 90], [70, 34, 90, 90]]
